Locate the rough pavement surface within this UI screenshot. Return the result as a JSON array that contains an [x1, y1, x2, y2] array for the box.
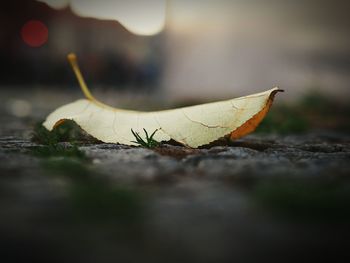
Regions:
[[1, 89, 350, 263]]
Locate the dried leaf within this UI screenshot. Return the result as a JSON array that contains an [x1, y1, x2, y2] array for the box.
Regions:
[[43, 54, 282, 148]]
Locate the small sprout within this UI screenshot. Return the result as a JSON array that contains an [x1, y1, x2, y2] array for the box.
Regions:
[[131, 128, 160, 148]]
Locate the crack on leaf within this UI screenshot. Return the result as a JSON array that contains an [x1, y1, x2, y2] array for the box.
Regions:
[[153, 114, 172, 140], [86, 106, 104, 123], [181, 110, 229, 129], [77, 101, 92, 115], [230, 101, 240, 110]]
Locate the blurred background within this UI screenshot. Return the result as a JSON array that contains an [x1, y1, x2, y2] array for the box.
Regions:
[[2, 0, 350, 99], [1, 0, 349, 134], [1, 1, 350, 263]]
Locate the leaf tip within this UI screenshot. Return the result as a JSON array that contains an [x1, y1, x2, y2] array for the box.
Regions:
[[273, 86, 284, 93]]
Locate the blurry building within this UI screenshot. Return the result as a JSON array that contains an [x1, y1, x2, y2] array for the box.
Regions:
[[1, 0, 163, 89]]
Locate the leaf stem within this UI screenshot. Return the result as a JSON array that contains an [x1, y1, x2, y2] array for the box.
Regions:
[[67, 53, 96, 102]]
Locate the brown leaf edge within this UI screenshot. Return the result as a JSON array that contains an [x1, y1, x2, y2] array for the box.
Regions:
[[230, 88, 284, 140]]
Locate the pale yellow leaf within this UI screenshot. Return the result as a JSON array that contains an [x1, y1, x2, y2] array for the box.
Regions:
[[43, 53, 282, 148]]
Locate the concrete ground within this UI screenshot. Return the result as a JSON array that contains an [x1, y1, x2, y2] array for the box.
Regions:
[[1, 87, 349, 263]]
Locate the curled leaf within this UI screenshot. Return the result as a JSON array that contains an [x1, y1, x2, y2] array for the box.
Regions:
[[43, 53, 283, 148]]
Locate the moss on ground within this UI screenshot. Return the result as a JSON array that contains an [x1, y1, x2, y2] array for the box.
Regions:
[[256, 90, 350, 134], [251, 178, 350, 222], [30, 121, 97, 160], [43, 158, 145, 225], [255, 105, 309, 134], [31, 120, 99, 145], [31, 121, 145, 225]]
